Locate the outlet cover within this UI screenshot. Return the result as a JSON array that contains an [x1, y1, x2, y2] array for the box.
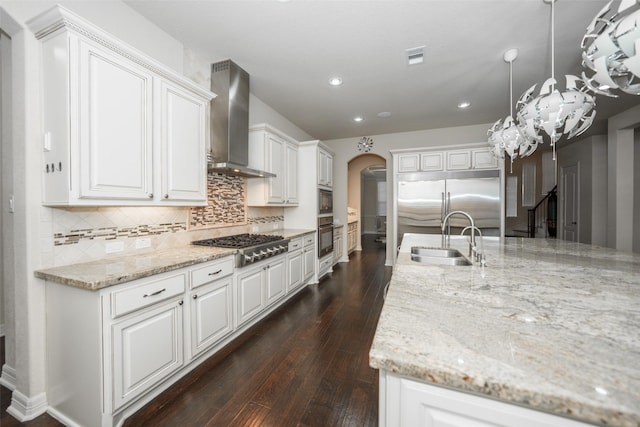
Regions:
[[251, 225, 259, 233], [106, 241, 124, 254], [136, 237, 151, 249]]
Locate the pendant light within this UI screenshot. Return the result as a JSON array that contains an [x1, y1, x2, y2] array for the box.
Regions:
[[515, 0, 597, 160], [487, 48, 535, 173], [581, 0, 640, 96]]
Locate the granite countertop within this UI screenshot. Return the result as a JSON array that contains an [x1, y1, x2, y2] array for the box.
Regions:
[[370, 233, 640, 427], [35, 228, 315, 291]]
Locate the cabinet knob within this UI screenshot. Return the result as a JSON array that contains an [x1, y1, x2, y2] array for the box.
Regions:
[[178, 300, 184, 306], [164, 194, 169, 199], [193, 294, 198, 299], [148, 193, 154, 198]]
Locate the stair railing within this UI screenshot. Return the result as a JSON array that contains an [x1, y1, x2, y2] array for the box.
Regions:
[[527, 185, 557, 238]]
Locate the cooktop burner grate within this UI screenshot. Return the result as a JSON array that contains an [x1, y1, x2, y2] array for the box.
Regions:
[[192, 233, 285, 249]]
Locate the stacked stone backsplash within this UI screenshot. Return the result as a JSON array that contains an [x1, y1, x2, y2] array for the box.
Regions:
[[44, 173, 284, 267]]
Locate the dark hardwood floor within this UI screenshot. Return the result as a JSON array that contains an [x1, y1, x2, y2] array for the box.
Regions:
[[1, 234, 391, 427]]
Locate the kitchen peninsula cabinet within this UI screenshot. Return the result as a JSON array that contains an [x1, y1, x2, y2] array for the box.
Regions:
[[28, 5, 213, 207], [247, 124, 299, 206]]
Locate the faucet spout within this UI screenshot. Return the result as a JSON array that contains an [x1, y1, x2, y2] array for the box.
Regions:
[[441, 210, 476, 259]]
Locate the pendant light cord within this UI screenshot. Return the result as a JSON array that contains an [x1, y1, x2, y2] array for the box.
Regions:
[[551, 0, 555, 84]]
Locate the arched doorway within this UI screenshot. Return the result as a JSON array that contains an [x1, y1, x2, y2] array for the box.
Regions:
[[347, 154, 386, 254]]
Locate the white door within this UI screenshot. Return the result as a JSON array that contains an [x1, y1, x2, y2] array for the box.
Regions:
[[236, 266, 264, 326], [190, 279, 233, 358], [285, 142, 298, 204], [266, 134, 285, 203], [112, 300, 183, 410], [562, 164, 579, 242], [265, 258, 286, 306], [160, 80, 208, 203], [287, 251, 303, 292], [78, 38, 154, 200]]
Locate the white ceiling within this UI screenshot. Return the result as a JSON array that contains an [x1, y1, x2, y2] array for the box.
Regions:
[[124, 0, 640, 141]]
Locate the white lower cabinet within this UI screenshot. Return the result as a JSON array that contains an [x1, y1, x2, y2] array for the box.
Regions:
[[112, 298, 184, 411], [236, 257, 286, 327], [380, 371, 591, 427], [188, 257, 234, 359], [44, 238, 315, 427]]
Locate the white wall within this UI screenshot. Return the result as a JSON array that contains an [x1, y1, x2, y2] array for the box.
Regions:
[[558, 135, 607, 246], [607, 104, 640, 252], [325, 123, 492, 266]]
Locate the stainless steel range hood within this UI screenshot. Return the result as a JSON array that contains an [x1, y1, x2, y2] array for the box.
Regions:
[[208, 60, 274, 178]]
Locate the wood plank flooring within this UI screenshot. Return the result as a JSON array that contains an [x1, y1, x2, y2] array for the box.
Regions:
[[1, 234, 391, 427]]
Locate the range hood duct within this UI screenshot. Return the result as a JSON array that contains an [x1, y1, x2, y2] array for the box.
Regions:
[[208, 60, 274, 178]]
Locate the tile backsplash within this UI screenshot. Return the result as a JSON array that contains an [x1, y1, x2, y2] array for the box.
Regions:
[[44, 174, 285, 267]]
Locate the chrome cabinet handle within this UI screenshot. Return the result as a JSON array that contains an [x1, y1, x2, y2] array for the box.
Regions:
[[143, 288, 166, 298], [208, 269, 223, 276]]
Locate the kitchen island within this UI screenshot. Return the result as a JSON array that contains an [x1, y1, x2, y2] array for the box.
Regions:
[[370, 234, 640, 427]]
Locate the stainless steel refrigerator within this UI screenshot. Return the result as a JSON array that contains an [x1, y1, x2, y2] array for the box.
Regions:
[[396, 170, 501, 247]]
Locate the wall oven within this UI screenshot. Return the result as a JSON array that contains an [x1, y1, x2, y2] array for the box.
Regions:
[[318, 216, 334, 257], [319, 189, 333, 215]]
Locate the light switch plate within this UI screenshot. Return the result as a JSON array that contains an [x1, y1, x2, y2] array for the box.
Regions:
[[252, 225, 259, 233]]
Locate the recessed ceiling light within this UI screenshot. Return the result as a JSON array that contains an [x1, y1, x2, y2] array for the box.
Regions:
[[353, 116, 364, 122], [329, 77, 343, 86], [377, 111, 391, 118], [457, 101, 471, 109]]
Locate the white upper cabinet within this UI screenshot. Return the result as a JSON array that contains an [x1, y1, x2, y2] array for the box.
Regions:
[[395, 146, 500, 174], [318, 148, 333, 188], [159, 80, 209, 202], [247, 124, 299, 206], [28, 6, 214, 206]]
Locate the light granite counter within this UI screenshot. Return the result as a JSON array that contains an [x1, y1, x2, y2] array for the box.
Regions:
[[34, 228, 315, 290], [370, 233, 640, 427]]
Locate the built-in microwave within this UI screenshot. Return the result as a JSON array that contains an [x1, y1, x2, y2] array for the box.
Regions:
[[319, 189, 333, 215]]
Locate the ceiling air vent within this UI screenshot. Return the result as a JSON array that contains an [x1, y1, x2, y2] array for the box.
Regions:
[[406, 46, 425, 65]]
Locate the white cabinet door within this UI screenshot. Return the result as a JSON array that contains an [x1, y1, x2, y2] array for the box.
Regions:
[[111, 299, 184, 410], [421, 152, 444, 171], [287, 250, 303, 292], [472, 148, 499, 169], [303, 246, 315, 281], [189, 278, 233, 359], [265, 258, 286, 306], [236, 266, 264, 326], [78, 37, 154, 201], [397, 153, 420, 173], [266, 134, 285, 204], [318, 149, 333, 187], [285, 142, 299, 205], [446, 150, 472, 170], [159, 80, 208, 203]]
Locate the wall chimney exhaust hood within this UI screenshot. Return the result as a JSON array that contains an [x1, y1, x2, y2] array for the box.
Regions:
[[208, 60, 274, 178]]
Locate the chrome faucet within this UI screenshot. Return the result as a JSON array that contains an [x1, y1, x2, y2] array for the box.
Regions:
[[461, 225, 485, 265], [441, 210, 477, 261]]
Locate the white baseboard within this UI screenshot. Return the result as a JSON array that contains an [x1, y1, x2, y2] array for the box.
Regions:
[[5, 389, 48, 422], [0, 363, 16, 390]]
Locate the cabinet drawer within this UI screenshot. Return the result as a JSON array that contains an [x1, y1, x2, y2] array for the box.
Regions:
[[111, 273, 185, 318], [303, 234, 315, 247], [289, 237, 303, 251], [191, 257, 234, 289]]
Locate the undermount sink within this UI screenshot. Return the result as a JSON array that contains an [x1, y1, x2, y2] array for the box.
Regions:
[[410, 246, 471, 266]]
